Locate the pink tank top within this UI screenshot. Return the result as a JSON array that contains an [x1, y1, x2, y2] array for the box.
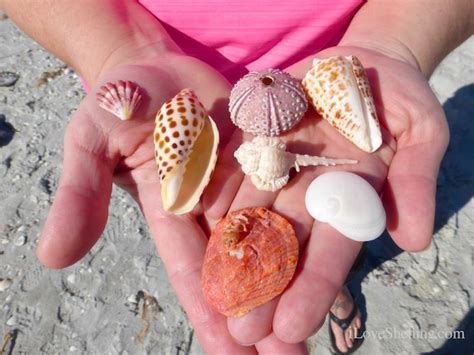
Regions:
[[139, 0, 364, 82]]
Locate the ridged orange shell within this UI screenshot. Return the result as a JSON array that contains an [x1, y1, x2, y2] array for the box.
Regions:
[[202, 207, 299, 317]]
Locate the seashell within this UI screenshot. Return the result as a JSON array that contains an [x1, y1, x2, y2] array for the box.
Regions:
[[0, 71, 19, 87], [302, 55, 382, 153], [0, 278, 12, 292], [154, 89, 219, 215], [305, 171, 386, 241], [96, 80, 142, 120], [229, 69, 308, 136], [202, 207, 299, 317], [234, 136, 357, 192]]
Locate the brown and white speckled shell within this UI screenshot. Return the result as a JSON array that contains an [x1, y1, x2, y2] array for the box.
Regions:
[[154, 89, 219, 214], [229, 69, 308, 136], [202, 207, 299, 317], [302, 56, 382, 153]]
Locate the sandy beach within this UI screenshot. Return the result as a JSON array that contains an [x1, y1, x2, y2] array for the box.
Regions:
[[1, 11, 473, 354]]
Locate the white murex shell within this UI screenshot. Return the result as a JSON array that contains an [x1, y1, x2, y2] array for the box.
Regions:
[[305, 171, 386, 242], [302, 55, 382, 153], [234, 137, 357, 192]]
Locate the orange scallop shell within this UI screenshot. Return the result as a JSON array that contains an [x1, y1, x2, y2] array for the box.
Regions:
[[202, 207, 299, 317]]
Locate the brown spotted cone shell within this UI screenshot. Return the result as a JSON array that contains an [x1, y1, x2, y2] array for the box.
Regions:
[[229, 69, 308, 136], [302, 55, 382, 152], [202, 207, 299, 317]]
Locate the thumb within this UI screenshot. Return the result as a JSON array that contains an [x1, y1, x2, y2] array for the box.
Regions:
[[37, 109, 114, 268], [384, 107, 449, 251]]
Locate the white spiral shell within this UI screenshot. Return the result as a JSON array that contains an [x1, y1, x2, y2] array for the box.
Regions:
[[305, 171, 386, 241]]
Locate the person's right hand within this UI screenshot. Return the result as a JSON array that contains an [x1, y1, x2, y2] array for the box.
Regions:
[[202, 45, 449, 350], [35, 52, 309, 354]]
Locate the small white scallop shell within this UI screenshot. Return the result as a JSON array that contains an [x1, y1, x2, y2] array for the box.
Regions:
[[305, 171, 386, 241]]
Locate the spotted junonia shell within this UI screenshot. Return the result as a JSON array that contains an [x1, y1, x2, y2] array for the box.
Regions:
[[154, 89, 219, 214]]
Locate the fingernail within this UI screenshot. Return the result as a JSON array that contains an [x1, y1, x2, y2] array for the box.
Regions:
[[237, 340, 256, 347]]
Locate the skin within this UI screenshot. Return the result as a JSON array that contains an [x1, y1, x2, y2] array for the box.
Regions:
[[1, 0, 473, 353]]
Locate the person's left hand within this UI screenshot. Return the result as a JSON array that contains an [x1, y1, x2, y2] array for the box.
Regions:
[[35, 52, 308, 354], [202, 45, 448, 348]]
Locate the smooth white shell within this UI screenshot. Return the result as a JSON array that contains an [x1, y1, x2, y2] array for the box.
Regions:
[[305, 171, 386, 241]]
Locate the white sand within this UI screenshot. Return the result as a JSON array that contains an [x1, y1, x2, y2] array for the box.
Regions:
[[1, 12, 473, 354]]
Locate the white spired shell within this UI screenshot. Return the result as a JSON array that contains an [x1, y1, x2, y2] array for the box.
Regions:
[[235, 137, 357, 192], [305, 171, 386, 241], [154, 89, 219, 215], [302, 56, 382, 153]]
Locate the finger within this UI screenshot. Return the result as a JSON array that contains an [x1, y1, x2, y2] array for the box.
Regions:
[[229, 176, 277, 211], [203, 128, 282, 230], [273, 223, 361, 343], [255, 332, 308, 355], [228, 299, 277, 346], [202, 129, 245, 228], [37, 113, 114, 268], [138, 183, 256, 354], [384, 125, 449, 251]]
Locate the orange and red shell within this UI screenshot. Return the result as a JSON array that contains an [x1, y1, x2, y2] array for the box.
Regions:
[[202, 207, 299, 317]]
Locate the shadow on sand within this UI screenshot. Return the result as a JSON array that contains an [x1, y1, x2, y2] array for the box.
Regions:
[[0, 113, 15, 147]]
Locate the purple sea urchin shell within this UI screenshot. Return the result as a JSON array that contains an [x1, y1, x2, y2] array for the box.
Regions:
[[229, 69, 308, 136]]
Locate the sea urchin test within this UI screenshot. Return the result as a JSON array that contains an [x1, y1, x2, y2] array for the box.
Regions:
[[229, 69, 308, 136]]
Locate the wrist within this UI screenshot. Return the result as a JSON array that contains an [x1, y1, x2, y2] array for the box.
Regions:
[[1, 0, 184, 87], [91, 39, 182, 85], [339, 34, 422, 74], [339, 0, 474, 78]]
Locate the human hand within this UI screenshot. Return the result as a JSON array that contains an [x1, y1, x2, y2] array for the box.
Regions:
[[34, 53, 263, 353], [202, 45, 449, 348]]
